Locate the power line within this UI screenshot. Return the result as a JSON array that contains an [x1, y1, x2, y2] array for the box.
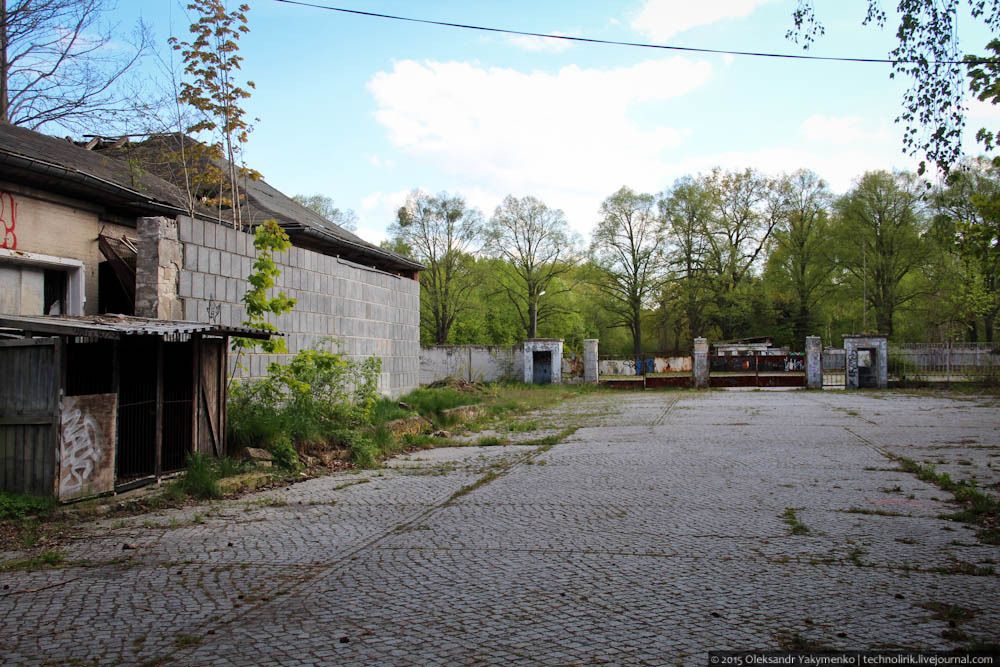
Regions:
[[273, 0, 998, 65]]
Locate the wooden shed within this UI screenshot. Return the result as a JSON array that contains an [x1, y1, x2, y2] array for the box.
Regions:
[[0, 314, 272, 500]]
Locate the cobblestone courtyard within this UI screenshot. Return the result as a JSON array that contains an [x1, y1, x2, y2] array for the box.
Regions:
[[2, 390, 999, 666]]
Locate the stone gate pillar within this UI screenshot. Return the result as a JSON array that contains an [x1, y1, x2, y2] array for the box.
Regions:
[[806, 336, 822, 389], [693, 337, 709, 389], [843, 335, 889, 389], [583, 339, 599, 383]]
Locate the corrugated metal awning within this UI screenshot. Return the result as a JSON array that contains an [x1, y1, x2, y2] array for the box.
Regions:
[[0, 314, 276, 340]]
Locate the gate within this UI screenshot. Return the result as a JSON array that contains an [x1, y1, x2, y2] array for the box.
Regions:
[[822, 349, 846, 388], [0, 338, 60, 495], [709, 352, 805, 388]]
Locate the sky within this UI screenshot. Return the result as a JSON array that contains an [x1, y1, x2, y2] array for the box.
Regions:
[[109, 0, 1000, 245]]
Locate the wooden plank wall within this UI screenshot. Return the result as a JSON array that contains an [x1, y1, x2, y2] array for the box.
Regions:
[[0, 338, 59, 496]]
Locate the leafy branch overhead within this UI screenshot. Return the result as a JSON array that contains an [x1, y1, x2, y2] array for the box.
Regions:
[[233, 219, 296, 354], [787, 0, 1000, 174]]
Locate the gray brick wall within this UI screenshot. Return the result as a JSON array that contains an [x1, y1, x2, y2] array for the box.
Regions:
[[177, 216, 420, 397]]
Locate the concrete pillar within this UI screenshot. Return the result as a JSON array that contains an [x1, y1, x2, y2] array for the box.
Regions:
[[135, 216, 183, 320], [583, 339, 599, 383], [806, 336, 822, 389], [693, 337, 709, 389]]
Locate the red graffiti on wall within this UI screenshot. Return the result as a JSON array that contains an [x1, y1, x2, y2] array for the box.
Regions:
[[0, 192, 16, 250]]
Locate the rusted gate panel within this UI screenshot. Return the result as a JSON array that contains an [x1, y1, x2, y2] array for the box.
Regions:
[[0, 338, 60, 496], [709, 353, 805, 388]]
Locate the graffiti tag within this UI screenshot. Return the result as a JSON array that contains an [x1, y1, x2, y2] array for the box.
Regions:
[[60, 399, 102, 494], [0, 192, 16, 250]]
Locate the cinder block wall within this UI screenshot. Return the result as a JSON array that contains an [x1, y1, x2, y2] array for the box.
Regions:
[[177, 216, 420, 397]]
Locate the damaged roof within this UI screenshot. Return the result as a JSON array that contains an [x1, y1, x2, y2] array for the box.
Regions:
[[0, 125, 422, 274]]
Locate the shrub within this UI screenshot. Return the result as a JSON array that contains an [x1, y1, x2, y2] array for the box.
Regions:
[[398, 387, 481, 419], [228, 342, 383, 449]]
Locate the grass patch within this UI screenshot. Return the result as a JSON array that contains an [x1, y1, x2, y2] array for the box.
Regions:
[[848, 545, 867, 566], [507, 420, 539, 433], [0, 492, 56, 521], [892, 455, 1000, 545], [920, 601, 978, 624], [370, 398, 417, 424], [174, 634, 202, 648], [0, 549, 65, 572], [842, 507, 910, 517], [782, 508, 810, 535], [398, 387, 482, 420], [476, 435, 510, 447]]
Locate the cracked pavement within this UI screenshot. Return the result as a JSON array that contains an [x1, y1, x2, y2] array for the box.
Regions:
[[1, 389, 999, 665]]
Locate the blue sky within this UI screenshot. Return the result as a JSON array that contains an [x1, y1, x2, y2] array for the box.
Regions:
[[112, 1, 1000, 244]]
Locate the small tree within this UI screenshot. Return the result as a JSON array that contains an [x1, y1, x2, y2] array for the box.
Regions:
[[170, 0, 255, 229], [232, 219, 295, 354]]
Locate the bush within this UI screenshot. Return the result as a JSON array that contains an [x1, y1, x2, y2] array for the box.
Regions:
[[228, 342, 382, 450], [370, 398, 416, 424]]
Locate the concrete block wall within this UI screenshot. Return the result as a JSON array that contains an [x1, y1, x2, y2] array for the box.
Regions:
[[177, 216, 420, 397]]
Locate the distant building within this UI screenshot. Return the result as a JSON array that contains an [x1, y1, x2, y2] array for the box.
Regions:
[[0, 124, 422, 396]]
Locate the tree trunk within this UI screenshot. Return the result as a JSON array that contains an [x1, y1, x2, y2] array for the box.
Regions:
[[528, 299, 538, 338]]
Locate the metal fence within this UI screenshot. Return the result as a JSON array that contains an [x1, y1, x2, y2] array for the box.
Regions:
[[822, 349, 846, 388], [888, 343, 999, 385]]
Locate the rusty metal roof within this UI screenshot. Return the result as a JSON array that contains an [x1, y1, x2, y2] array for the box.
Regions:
[[0, 314, 275, 340]]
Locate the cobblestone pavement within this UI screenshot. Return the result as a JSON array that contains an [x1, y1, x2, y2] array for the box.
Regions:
[[1, 390, 999, 666]]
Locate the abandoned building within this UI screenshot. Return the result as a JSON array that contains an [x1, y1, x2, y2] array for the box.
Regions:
[[0, 124, 422, 395], [0, 314, 270, 499], [0, 124, 422, 496]]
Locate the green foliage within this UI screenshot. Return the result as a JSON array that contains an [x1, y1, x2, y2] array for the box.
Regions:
[[233, 219, 296, 354], [228, 342, 382, 456], [370, 398, 416, 424], [0, 492, 56, 521]]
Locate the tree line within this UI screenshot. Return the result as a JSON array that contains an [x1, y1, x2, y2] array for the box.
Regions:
[[385, 161, 1000, 357]]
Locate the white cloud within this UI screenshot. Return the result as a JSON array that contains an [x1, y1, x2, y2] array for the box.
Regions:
[[631, 0, 775, 42], [507, 32, 574, 53], [667, 115, 907, 194], [367, 58, 712, 233]]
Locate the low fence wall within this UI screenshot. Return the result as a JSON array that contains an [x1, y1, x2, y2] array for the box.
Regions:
[[889, 344, 999, 384]]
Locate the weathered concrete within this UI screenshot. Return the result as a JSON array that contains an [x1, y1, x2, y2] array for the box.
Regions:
[[845, 334, 889, 389], [806, 335, 822, 389], [177, 216, 421, 396], [2, 390, 998, 665], [135, 216, 183, 320], [693, 337, 709, 388], [583, 339, 598, 383], [523, 338, 563, 384]]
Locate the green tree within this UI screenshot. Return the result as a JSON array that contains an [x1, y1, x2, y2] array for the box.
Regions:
[[932, 157, 1000, 341], [485, 195, 580, 338], [764, 170, 834, 345], [787, 1, 1000, 173], [170, 0, 255, 229], [233, 219, 296, 354], [659, 175, 716, 345], [0, 0, 152, 131], [832, 170, 930, 336], [590, 186, 667, 356], [701, 169, 788, 340], [292, 194, 358, 232], [389, 190, 483, 345]]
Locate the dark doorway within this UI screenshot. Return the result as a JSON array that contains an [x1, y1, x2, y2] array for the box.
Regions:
[[117, 337, 157, 481], [532, 350, 552, 384], [98, 261, 134, 315], [858, 348, 877, 388]]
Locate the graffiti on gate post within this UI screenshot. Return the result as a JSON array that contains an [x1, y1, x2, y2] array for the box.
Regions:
[[0, 192, 16, 249]]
